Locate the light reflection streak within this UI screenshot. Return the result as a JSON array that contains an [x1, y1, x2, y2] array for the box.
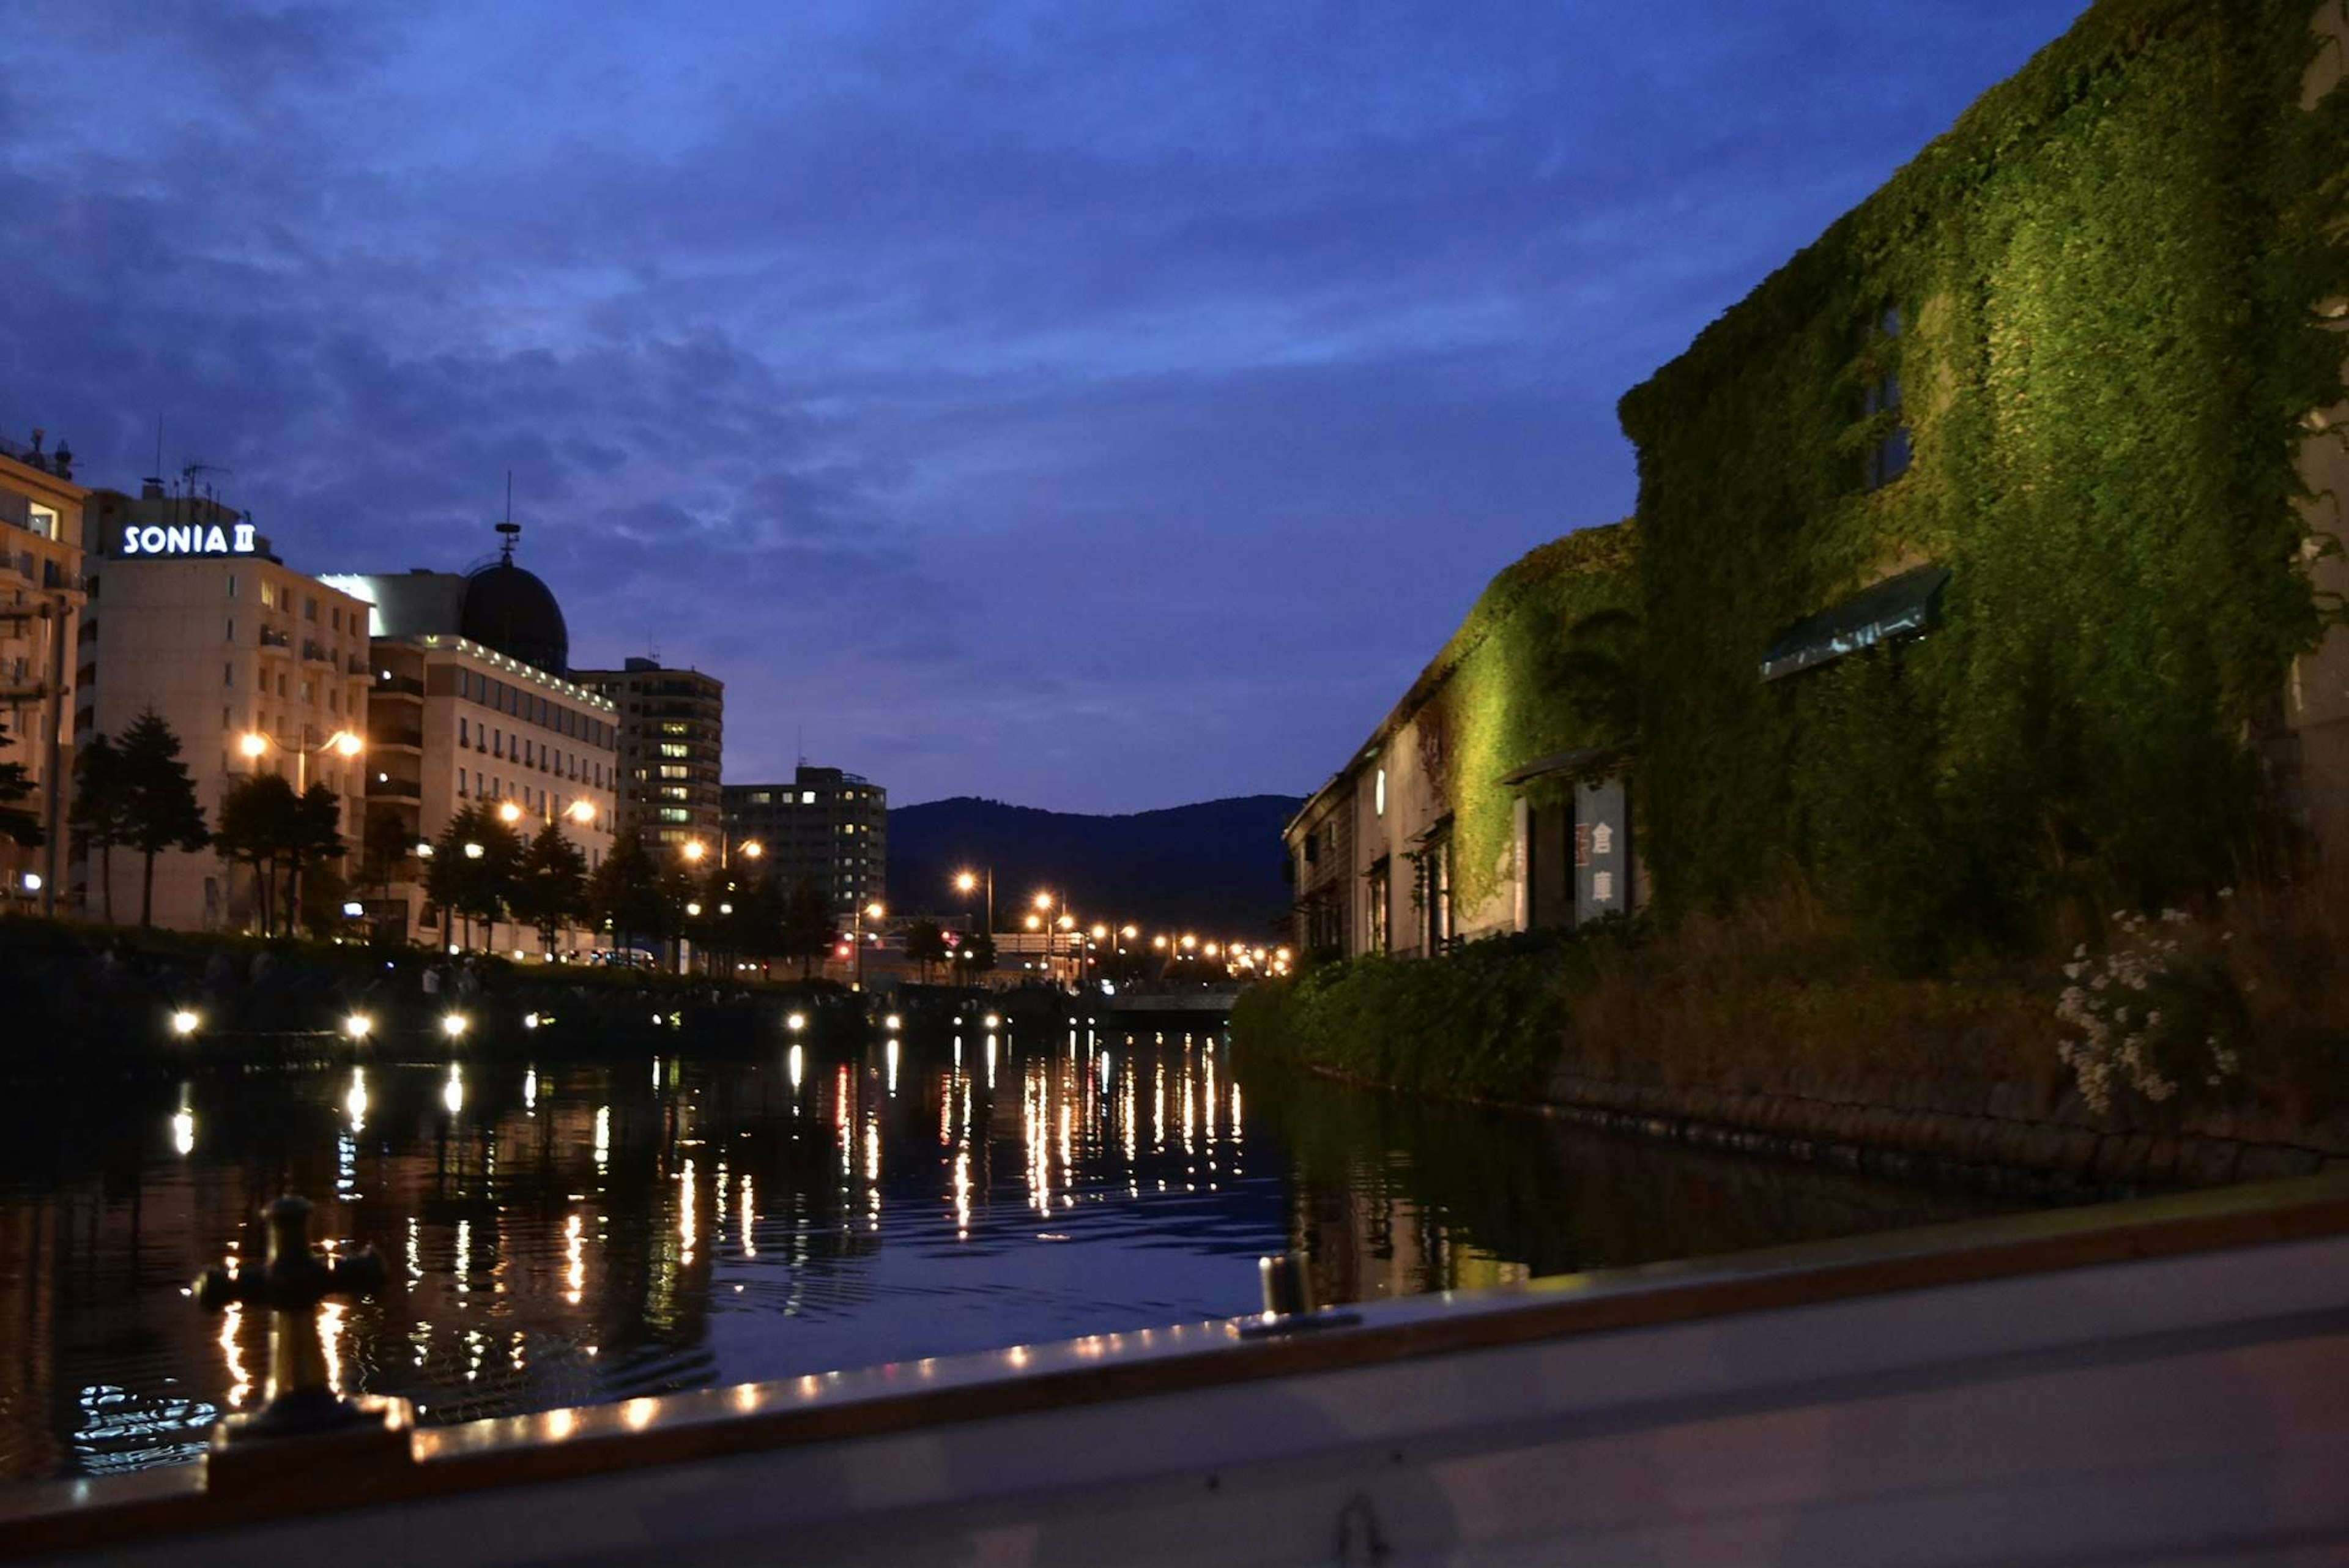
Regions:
[[219, 1302, 250, 1406], [524, 1066, 538, 1110], [740, 1175, 756, 1258], [564, 1212, 584, 1304], [952, 1148, 971, 1238], [594, 1105, 611, 1173], [455, 1219, 471, 1296], [345, 1069, 367, 1134], [885, 1037, 899, 1095], [985, 1033, 996, 1089], [319, 1301, 346, 1394], [679, 1159, 697, 1266], [443, 1065, 464, 1117]]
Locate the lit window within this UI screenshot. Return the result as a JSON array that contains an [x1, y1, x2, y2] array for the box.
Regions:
[[801, 791, 816, 804]]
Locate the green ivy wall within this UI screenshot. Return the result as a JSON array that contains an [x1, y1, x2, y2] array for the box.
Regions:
[[1386, 523, 1638, 924], [1617, 0, 2349, 961]]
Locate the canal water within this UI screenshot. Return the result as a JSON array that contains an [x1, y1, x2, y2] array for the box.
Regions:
[[0, 1024, 2019, 1482]]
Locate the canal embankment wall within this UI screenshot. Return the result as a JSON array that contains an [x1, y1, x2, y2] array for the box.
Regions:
[[0, 917, 863, 1072], [1231, 939, 2349, 1200]]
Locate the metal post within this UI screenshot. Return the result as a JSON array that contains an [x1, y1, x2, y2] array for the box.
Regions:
[[37, 595, 65, 918], [193, 1195, 412, 1490]]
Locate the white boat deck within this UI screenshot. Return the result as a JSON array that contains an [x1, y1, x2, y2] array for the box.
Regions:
[[7, 1175, 2348, 1566]]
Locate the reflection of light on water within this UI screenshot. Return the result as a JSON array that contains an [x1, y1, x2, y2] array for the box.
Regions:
[[524, 1067, 538, 1110], [1154, 1062, 1165, 1153], [319, 1301, 346, 1394], [787, 1044, 804, 1093], [864, 1112, 882, 1224], [985, 1034, 996, 1090], [594, 1105, 611, 1172], [623, 1398, 658, 1431], [171, 1083, 196, 1157], [220, 1302, 250, 1407], [885, 1037, 899, 1095], [406, 1216, 421, 1283], [345, 1069, 367, 1134], [443, 1065, 464, 1117], [952, 1148, 971, 1238], [335, 1130, 358, 1198], [740, 1175, 755, 1258], [455, 1219, 471, 1296], [564, 1213, 584, 1304], [679, 1159, 697, 1266], [547, 1408, 575, 1440]]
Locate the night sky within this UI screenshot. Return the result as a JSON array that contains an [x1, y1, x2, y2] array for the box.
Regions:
[[5, 1, 2088, 812]]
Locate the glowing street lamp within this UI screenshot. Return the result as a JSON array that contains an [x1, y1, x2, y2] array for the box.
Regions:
[[854, 901, 885, 990], [954, 866, 993, 934], [170, 1009, 201, 1038], [497, 800, 524, 825], [463, 841, 485, 860], [239, 727, 363, 793], [739, 839, 763, 860], [441, 1013, 469, 1039], [344, 1013, 373, 1041], [567, 798, 596, 825], [682, 841, 708, 864]]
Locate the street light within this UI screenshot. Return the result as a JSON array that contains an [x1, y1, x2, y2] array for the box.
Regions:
[[954, 867, 995, 938], [683, 841, 708, 864], [239, 727, 363, 793], [498, 800, 524, 825], [740, 839, 763, 860], [463, 841, 485, 860], [854, 900, 885, 990], [567, 798, 596, 825]]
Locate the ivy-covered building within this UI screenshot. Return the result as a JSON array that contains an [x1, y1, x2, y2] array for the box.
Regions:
[[1617, 0, 2349, 956], [1282, 522, 1641, 959]]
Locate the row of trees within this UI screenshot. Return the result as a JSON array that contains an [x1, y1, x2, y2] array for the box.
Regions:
[[417, 802, 979, 973], [70, 707, 351, 932], [47, 711, 1008, 975]]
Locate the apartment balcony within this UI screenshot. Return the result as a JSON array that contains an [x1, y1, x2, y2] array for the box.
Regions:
[[347, 656, 370, 677], [301, 640, 336, 664], [367, 776, 422, 801], [259, 627, 293, 653], [373, 673, 425, 700], [368, 723, 425, 751]]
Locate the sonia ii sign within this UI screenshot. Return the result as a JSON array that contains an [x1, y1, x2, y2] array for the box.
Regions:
[[118, 521, 257, 557]]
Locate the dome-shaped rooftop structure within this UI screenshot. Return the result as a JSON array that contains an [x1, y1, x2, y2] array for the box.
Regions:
[[461, 526, 568, 674]]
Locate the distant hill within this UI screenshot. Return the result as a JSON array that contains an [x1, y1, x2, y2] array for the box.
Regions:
[[887, 794, 1304, 940]]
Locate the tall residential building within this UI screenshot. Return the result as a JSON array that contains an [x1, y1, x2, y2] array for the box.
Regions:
[[722, 766, 888, 915], [0, 431, 87, 912], [76, 485, 371, 932], [573, 658, 723, 851], [325, 528, 617, 954]]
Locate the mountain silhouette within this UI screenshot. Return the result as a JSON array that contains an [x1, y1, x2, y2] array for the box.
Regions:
[[887, 794, 1303, 940]]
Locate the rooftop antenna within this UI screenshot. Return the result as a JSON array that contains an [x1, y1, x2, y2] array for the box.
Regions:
[[495, 469, 520, 563]]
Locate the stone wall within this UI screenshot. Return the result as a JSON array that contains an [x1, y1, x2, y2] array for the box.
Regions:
[[1535, 1065, 2349, 1200]]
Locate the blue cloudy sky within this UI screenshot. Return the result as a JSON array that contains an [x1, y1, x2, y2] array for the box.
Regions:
[[3, 0, 2087, 811]]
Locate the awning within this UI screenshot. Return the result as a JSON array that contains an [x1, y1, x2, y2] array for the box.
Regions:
[[1500, 745, 1629, 788], [1759, 564, 1948, 683]]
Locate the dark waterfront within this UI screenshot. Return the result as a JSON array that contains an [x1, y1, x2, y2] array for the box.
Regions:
[[0, 1023, 2024, 1483]]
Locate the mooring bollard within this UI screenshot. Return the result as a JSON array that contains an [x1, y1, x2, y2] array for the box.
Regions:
[[194, 1195, 413, 1491], [1242, 1251, 1359, 1338], [1260, 1251, 1316, 1318]]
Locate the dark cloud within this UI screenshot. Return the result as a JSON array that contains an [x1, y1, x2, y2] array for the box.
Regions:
[[1, 0, 2089, 810]]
